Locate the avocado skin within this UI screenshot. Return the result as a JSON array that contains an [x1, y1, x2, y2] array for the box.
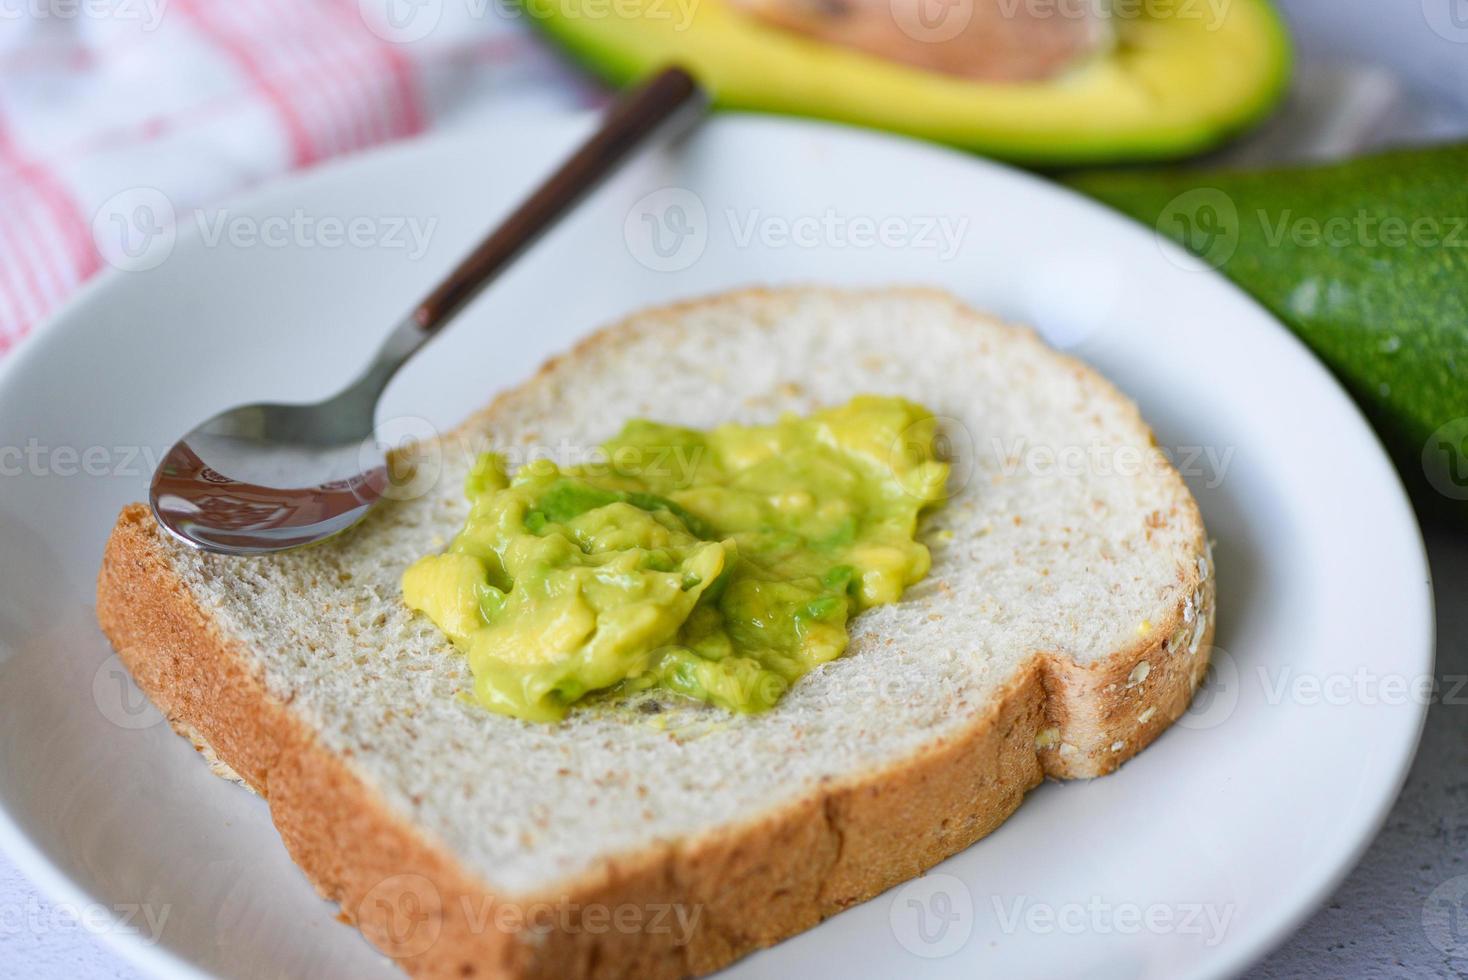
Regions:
[[519, 0, 1292, 166], [1068, 144, 1468, 523]]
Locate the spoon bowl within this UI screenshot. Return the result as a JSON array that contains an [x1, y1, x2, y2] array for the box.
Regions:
[[148, 67, 705, 555]]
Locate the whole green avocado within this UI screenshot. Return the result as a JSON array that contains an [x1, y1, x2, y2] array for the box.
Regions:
[[1068, 143, 1468, 523]]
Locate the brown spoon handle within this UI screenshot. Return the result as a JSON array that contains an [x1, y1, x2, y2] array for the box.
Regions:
[[412, 66, 706, 333]]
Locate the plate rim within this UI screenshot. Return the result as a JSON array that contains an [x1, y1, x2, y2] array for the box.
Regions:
[[0, 110, 1435, 980]]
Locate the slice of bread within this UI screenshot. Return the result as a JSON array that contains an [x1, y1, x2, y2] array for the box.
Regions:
[[97, 286, 1214, 979]]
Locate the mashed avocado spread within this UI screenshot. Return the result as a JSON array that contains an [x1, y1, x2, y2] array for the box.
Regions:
[[402, 395, 949, 723]]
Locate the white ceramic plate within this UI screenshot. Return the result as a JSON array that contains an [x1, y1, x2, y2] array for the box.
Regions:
[[0, 115, 1433, 980]]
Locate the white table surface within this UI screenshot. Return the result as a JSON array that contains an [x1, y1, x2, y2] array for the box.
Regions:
[[2, 1, 1466, 977]]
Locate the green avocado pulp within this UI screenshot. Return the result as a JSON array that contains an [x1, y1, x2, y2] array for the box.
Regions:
[[522, 0, 1290, 165], [402, 396, 950, 723]]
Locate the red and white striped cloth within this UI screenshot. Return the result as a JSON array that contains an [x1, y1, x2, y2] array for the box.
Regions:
[[0, 0, 601, 357]]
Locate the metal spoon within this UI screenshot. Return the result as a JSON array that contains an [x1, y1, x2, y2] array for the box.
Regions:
[[150, 67, 706, 555]]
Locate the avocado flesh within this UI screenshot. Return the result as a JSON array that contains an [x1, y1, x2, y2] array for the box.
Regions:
[[402, 396, 949, 722], [520, 0, 1290, 165], [1068, 143, 1468, 523]]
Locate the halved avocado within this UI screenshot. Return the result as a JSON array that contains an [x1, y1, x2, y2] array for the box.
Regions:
[[520, 0, 1291, 165]]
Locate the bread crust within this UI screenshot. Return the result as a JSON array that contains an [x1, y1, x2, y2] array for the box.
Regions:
[[96, 287, 1216, 979]]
